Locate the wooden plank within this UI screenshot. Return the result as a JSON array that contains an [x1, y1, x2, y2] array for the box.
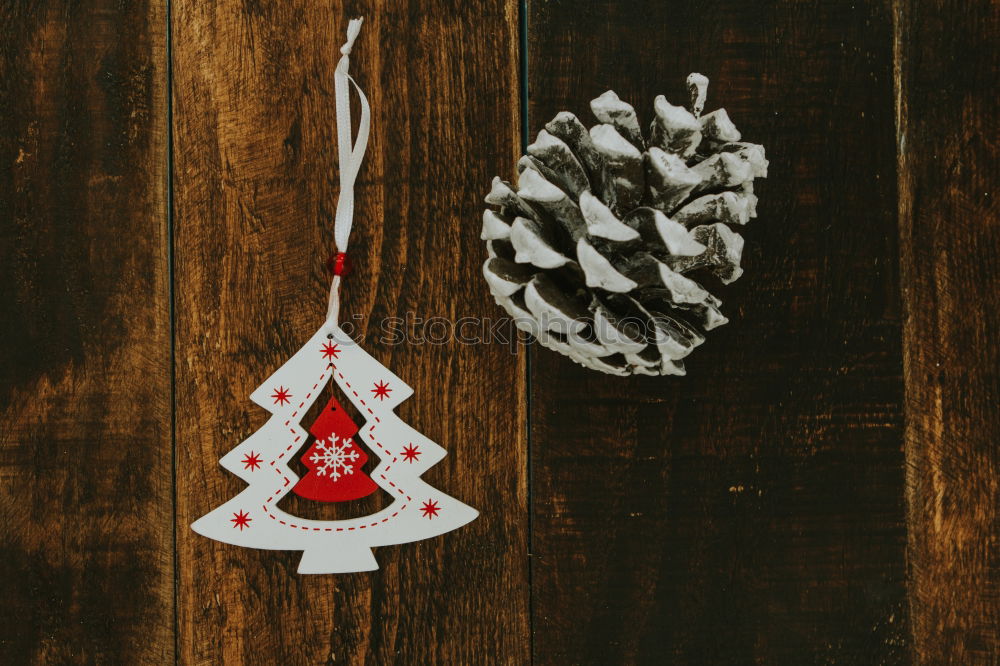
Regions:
[[0, 2, 172, 664], [895, 1, 1000, 662], [172, 2, 527, 663], [526, 1, 908, 662]]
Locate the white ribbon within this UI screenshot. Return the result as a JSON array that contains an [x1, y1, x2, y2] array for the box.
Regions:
[[326, 17, 370, 328]]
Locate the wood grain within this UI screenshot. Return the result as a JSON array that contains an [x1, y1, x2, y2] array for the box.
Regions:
[[1, 1, 997, 662], [526, 1, 909, 663], [0, 1, 172, 664], [171, 1, 527, 663], [896, 1, 1000, 662]]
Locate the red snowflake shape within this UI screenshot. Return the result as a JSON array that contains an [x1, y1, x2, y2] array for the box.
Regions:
[[401, 444, 421, 463], [271, 386, 292, 406], [230, 510, 252, 530], [321, 342, 341, 361], [371, 380, 392, 401], [241, 451, 262, 471], [420, 500, 441, 519]]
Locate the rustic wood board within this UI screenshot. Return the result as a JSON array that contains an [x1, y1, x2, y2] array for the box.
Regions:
[[896, 0, 1000, 662], [0, 1, 173, 664], [526, 1, 910, 662], [2, 0, 999, 663], [171, 1, 527, 663]]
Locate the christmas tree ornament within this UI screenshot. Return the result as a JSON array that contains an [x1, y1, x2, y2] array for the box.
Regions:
[[192, 18, 477, 574], [482, 75, 768, 376], [292, 393, 379, 503]]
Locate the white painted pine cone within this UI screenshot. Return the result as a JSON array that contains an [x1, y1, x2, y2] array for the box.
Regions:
[[483, 74, 768, 376]]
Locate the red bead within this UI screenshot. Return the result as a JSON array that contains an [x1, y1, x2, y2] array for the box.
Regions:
[[326, 252, 352, 277]]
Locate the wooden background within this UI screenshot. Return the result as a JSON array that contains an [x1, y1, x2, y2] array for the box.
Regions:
[[0, 0, 996, 663]]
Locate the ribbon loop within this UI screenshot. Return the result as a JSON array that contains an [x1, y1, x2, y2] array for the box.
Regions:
[[327, 17, 370, 328]]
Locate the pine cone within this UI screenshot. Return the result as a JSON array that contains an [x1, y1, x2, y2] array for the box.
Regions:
[[482, 74, 768, 376]]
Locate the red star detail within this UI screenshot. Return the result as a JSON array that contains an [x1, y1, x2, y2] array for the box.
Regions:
[[271, 386, 292, 406], [230, 510, 252, 530], [321, 342, 341, 361], [401, 444, 421, 463], [420, 500, 441, 519], [372, 380, 392, 401], [241, 451, 262, 471]]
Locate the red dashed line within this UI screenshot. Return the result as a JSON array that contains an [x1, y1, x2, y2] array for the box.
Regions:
[[259, 362, 414, 532]]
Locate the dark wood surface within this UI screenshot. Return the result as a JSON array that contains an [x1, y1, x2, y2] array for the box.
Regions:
[[171, 1, 527, 663], [0, 0, 997, 664], [0, 2, 173, 664], [527, 1, 909, 663], [896, 1, 1000, 663]]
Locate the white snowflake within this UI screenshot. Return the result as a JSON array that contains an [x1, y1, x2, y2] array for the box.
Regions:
[[309, 435, 359, 482]]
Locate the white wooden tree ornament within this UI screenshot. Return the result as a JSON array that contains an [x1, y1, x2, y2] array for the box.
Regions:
[[191, 325, 478, 573], [191, 18, 478, 573]]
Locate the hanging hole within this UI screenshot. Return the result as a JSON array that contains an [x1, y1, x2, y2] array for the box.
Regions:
[[326, 333, 334, 339]]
